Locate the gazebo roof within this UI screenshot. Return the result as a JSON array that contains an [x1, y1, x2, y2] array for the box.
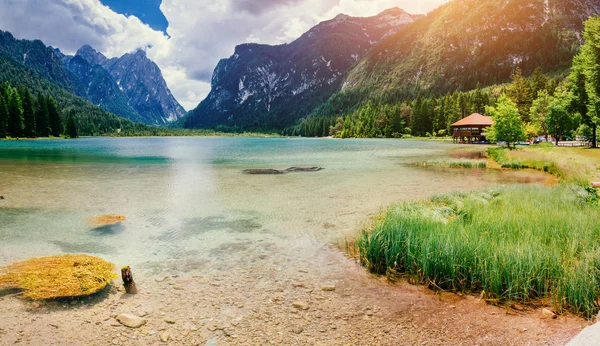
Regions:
[[451, 113, 494, 127]]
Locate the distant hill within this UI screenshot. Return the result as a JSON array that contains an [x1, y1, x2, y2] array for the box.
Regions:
[[184, 8, 422, 130]]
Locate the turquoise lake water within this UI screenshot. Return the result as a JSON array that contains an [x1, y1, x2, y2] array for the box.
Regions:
[[0, 137, 552, 275]]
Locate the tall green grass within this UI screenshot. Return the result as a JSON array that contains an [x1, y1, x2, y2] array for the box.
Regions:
[[413, 159, 487, 169], [358, 185, 600, 317]]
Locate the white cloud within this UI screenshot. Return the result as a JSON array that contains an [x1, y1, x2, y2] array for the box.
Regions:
[[0, 0, 449, 112]]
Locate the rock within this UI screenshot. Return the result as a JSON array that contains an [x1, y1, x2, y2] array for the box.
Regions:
[[292, 302, 310, 310], [290, 327, 304, 334], [542, 308, 557, 319], [159, 332, 170, 342], [321, 285, 336, 292], [155, 277, 168, 283], [165, 318, 176, 324], [207, 325, 218, 332], [116, 314, 147, 328]]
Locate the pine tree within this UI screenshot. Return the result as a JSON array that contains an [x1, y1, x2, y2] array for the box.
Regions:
[[0, 95, 7, 138], [20, 88, 35, 138], [35, 95, 50, 137], [66, 111, 78, 139], [530, 67, 548, 99], [47, 96, 62, 137], [6, 88, 23, 138], [507, 68, 533, 122]]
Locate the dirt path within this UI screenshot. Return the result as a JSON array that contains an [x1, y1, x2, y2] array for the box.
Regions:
[[0, 244, 586, 345]]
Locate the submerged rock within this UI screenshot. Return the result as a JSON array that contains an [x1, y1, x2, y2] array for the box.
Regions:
[[243, 167, 324, 175]]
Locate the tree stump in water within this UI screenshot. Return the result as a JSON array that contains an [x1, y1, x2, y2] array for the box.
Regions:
[[121, 266, 138, 294]]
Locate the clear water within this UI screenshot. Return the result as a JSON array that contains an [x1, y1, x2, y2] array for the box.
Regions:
[[0, 137, 551, 275]]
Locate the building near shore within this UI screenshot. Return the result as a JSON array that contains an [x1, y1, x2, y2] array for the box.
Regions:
[[451, 113, 494, 143]]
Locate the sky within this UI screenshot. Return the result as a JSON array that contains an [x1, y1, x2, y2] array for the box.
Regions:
[[0, 0, 449, 111]]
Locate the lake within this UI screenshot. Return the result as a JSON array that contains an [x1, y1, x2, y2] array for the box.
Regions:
[[0, 137, 552, 273]]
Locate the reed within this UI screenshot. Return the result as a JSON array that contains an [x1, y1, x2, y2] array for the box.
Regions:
[[357, 184, 600, 317]]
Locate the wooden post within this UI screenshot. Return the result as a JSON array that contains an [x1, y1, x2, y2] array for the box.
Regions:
[[121, 266, 138, 294]]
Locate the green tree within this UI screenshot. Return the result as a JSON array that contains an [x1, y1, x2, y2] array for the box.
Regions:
[[530, 67, 548, 99], [571, 17, 600, 148], [20, 88, 35, 137], [47, 96, 62, 137], [6, 87, 23, 137], [35, 95, 50, 137], [486, 94, 526, 149], [546, 87, 579, 146], [530, 90, 551, 140], [0, 94, 7, 138], [66, 111, 78, 139], [507, 68, 533, 123]]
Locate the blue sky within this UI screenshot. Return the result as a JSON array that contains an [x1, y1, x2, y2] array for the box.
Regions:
[[100, 0, 168, 34]]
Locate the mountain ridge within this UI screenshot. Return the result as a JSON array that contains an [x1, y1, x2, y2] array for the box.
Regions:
[[184, 8, 423, 130]]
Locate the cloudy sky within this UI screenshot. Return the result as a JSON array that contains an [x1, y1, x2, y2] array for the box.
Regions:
[[0, 0, 449, 110]]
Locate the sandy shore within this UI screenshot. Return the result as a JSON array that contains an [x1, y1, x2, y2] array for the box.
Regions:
[[0, 242, 586, 345]]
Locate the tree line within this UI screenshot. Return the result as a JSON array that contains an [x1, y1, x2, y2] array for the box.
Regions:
[[488, 17, 600, 148], [0, 82, 77, 139]]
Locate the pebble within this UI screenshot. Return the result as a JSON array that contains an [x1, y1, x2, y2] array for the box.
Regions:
[[159, 332, 170, 342], [165, 318, 176, 324], [116, 314, 147, 328], [542, 308, 557, 319], [290, 327, 304, 334], [292, 302, 310, 310], [321, 285, 336, 292]]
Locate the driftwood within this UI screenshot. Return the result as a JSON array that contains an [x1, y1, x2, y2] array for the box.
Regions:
[[243, 167, 324, 175], [592, 182, 600, 189], [121, 266, 138, 294]]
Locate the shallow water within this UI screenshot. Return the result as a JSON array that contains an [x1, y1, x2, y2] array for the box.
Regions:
[[0, 137, 552, 275]]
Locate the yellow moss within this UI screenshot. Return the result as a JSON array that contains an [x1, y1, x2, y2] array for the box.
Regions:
[[0, 255, 117, 300], [88, 215, 126, 226]]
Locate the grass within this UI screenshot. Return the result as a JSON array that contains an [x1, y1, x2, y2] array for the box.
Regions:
[[487, 145, 600, 185], [357, 184, 600, 318], [413, 159, 487, 169], [0, 255, 117, 300]]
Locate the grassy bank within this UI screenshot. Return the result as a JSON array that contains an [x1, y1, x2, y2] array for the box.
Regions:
[[487, 145, 600, 185], [358, 184, 600, 317]]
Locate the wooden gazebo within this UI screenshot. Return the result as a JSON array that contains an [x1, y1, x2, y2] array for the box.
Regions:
[[451, 113, 494, 143]]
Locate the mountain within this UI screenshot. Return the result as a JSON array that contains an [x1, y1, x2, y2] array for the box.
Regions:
[[342, 0, 600, 100], [61, 48, 145, 123], [65, 45, 186, 125], [185, 1, 600, 132], [0, 30, 185, 125], [184, 8, 422, 130], [0, 36, 144, 136], [99, 49, 187, 124]]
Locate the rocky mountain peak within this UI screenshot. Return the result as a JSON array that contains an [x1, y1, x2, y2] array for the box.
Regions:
[[76, 45, 107, 66]]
